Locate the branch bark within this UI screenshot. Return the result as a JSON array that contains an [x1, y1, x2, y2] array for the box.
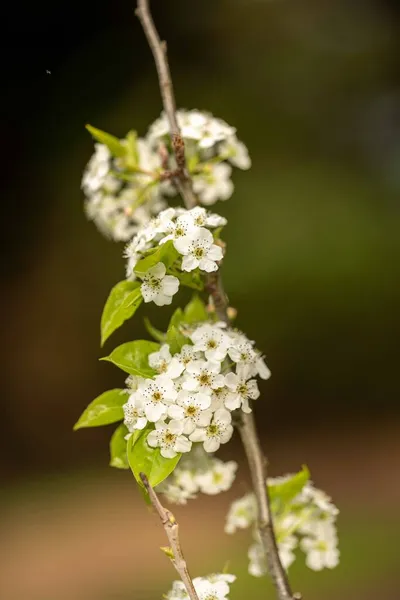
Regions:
[[140, 473, 200, 600], [136, 2, 300, 599]]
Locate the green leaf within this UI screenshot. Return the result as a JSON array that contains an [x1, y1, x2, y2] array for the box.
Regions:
[[73, 389, 127, 430], [127, 428, 181, 487], [101, 340, 159, 377], [110, 424, 130, 469], [184, 294, 208, 323], [125, 130, 139, 169], [85, 124, 127, 157], [144, 317, 166, 343], [134, 240, 179, 277], [269, 465, 310, 506], [101, 280, 143, 346], [166, 308, 186, 354], [170, 267, 204, 291]]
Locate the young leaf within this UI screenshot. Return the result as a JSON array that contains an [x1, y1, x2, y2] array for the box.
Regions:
[[101, 280, 143, 346], [269, 465, 310, 506], [101, 340, 160, 377], [110, 423, 130, 469], [86, 124, 127, 157], [127, 428, 181, 487], [184, 294, 208, 323], [73, 389, 127, 430], [125, 129, 139, 169], [166, 308, 186, 354], [144, 317, 166, 343], [134, 240, 179, 277]]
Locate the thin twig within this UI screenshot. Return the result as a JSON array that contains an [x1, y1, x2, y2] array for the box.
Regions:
[[140, 473, 200, 600], [136, 0, 197, 208], [136, 3, 300, 599]]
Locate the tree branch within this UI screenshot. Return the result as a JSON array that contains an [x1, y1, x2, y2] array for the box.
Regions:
[[136, 2, 300, 599], [140, 473, 200, 600], [136, 0, 197, 209]]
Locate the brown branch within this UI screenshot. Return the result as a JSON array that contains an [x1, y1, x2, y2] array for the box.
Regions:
[[136, 3, 300, 599], [136, 0, 197, 209], [140, 473, 200, 600]]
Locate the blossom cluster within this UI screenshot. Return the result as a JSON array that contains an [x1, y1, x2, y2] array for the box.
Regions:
[[165, 573, 236, 600], [123, 322, 271, 459], [124, 206, 226, 302], [82, 110, 251, 241], [157, 446, 238, 504], [225, 478, 340, 574]]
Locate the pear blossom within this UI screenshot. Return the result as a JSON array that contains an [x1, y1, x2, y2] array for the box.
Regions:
[[147, 419, 192, 459], [193, 163, 234, 206], [174, 227, 223, 272], [82, 143, 112, 194], [190, 323, 232, 362], [159, 212, 199, 247], [148, 344, 184, 379], [219, 136, 251, 170], [123, 395, 147, 432], [224, 371, 260, 413], [182, 360, 225, 394], [165, 572, 236, 600], [135, 374, 177, 421], [196, 459, 237, 495], [300, 523, 339, 571], [188, 206, 227, 229], [225, 493, 258, 534], [140, 262, 179, 306], [189, 408, 233, 452], [168, 390, 213, 434], [174, 345, 202, 371]]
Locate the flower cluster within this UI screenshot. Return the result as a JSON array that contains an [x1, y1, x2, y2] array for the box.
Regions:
[[225, 478, 340, 574], [147, 109, 251, 206], [165, 573, 236, 600], [157, 446, 238, 504], [122, 322, 270, 458], [124, 206, 226, 304], [82, 110, 251, 241], [82, 140, 167, 241]]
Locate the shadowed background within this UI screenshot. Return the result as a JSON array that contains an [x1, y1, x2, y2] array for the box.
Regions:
[[1, 0, 399, 598]]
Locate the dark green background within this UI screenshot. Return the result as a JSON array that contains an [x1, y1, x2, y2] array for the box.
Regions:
[[1, 1, 399, 598]]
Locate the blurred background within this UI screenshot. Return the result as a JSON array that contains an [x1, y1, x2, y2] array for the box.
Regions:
[[1, 0, 400, 598]]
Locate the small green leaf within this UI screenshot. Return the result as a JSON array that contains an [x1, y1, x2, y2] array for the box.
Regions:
[[166, 308, 187, 354], [127, 428, 181, 487], [74, 389, 127, 430], [101, 340, 160, 377], [134, 240, 179, 277], [269, 465, 310, 506], [125, 130, 139, 169], [86, 124, 127, 157], [184, 294, 208, 323], [170, 267, 204, 291], [144, 317, 166, 343], [110, 424, 130, 469], [101, 280, 143, 346]]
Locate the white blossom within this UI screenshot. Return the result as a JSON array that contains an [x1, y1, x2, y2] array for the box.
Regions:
[[219, 136, 251, 170], [168, 390, 213, 434], [300, 522, 339, 571], [196, 459, 237, 495], [165, 572, 236, 600], [182, 360, 225, 394], [224, 371, 260, 413], [174, 227, 223, 272], [188, 206, 227, 229], [148, 344, 184, 379], [140, 262, 179, 306], [135, 374, 177, 422], [82, 143, 113, 194], [190, 323, 232, 361], [123, 394, 147, 432], [189, 408, 233, 452], [225, 493, 257, 534], [147, 419, 192, 459], [193, 163, 234, 206]]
